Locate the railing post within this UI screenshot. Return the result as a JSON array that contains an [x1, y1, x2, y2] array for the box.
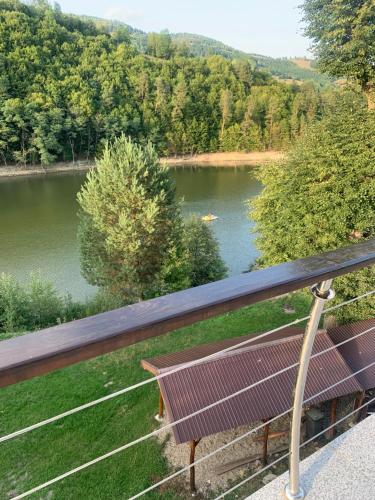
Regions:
[[284, 280, 335, 500]]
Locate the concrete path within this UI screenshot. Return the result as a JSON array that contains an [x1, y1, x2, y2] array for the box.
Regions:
[[248, 415, 375, 500]]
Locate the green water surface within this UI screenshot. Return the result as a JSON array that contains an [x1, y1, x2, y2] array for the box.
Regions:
[[0, 166, 262, 299]]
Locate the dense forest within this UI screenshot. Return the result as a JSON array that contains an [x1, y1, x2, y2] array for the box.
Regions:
[[84, 17, 331, 85], [1, 0, 327, 165]]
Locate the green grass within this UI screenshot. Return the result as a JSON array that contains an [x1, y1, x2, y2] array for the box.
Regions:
[[0, 293, 311, 499]]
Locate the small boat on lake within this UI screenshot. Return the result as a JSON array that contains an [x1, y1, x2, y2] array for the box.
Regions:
[[201, 213, 218, 222]]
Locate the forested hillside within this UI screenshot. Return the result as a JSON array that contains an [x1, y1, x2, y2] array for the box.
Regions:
[[252, 54, 327, 83], [170, 35, 330, 85], [1, 1, 325, 165], [83, 16, 330, 85]]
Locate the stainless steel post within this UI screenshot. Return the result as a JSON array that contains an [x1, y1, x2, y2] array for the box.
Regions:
[[284, 280, 335, 500]]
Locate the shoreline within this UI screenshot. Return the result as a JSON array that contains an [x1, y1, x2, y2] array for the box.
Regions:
[[0, 151, 284, 179], [163, 151, 284, 166]]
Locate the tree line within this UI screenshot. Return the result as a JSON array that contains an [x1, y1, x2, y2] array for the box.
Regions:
[[0, 0, 327, 165], [81, 16, 333, 85]]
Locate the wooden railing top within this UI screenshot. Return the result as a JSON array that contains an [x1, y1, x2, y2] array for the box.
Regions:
[[0, 239, 374, 388]]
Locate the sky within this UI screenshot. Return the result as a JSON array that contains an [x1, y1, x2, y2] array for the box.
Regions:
[[56, 0, 311, 58]]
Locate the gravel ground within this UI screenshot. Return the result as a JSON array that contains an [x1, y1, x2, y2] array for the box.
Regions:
[[157, 415, 291, 497]]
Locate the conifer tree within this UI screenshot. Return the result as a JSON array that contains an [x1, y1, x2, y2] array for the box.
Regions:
[[77, 135, 186, 300]]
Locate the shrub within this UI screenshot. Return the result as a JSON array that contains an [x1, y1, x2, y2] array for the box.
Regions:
[[26, 273, 66, 330], [0, 273, 66, 334], [84, 289, 125, 316], [183, 216, 228, 287], [0, 273, 29, 333]]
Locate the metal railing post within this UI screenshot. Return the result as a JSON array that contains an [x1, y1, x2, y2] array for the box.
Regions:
[[284, 280, 335, 500]]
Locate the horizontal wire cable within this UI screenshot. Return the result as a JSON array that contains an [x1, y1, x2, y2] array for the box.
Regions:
[[216, 393, 375, 499], [11, 413, 292, 500], [0, 315, 310, 445], [2, 289, 374, 445], [306, 357, 375, 407], [3, 318, 374, 470], [128, 327, 375, 498], [13, 335, 375, 500], [310, 324, 375, 362], [323, 289, 375, 315], [128, 411, 292, 500], [216, 452, 291, 500], [300, 394, 375, 449]]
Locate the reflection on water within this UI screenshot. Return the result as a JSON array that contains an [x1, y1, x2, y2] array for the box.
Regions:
[[0, 166, 262, 299]]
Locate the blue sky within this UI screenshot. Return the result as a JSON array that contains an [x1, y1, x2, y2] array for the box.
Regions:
[[56, 0, 311, 58]]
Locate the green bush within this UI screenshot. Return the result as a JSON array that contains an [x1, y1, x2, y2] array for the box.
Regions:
[[26, 273, 67, 330], [84, 289, 125, 316], [0, 273, 29, 333], [0, 275, 73, 334], [183, 216, 228, 287], [0, 272, 132, 337]]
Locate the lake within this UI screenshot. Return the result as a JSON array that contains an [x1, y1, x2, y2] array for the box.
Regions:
[[0, 166, 262, 299]]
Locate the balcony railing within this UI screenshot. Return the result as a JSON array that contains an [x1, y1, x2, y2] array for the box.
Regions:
[[1, 238, 374, 500]]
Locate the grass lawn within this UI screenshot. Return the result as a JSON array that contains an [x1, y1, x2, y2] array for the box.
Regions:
[[0, 293, 311, 499]]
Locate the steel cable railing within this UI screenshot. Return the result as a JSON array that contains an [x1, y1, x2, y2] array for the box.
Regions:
[[129, 335, 375, 499], [0, 314, 311, 444], [3, 315, 374, 468], [129, 411, 291, 500], [9, 295, 375, 499], [12, 355, 375, 500], [215, 393, 375, 499], [1, 289, 374, 446]]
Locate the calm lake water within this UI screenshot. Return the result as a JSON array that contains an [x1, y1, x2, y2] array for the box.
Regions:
[[0, 166, 262, 299]]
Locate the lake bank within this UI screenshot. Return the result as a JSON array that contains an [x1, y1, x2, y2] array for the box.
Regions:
[[0, 167, 262, 299], [163, 150, 284, 166], [0, 151, 283, 178]]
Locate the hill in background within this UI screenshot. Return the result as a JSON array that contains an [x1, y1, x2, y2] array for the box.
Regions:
[[82, 16, 330, 86], [0, 1, 332, 166]]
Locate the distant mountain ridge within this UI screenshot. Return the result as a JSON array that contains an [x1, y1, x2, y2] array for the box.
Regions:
[[81, 15, 330, 85]]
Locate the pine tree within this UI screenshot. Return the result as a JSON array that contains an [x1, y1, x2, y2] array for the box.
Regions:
[[77, 135, 185, 301]]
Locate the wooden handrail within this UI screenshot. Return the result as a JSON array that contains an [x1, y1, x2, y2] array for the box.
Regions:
[[0, 239, 374, 388]]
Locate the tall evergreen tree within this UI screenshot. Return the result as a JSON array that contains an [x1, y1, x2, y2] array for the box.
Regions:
[[77, 135, 186, 300]]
